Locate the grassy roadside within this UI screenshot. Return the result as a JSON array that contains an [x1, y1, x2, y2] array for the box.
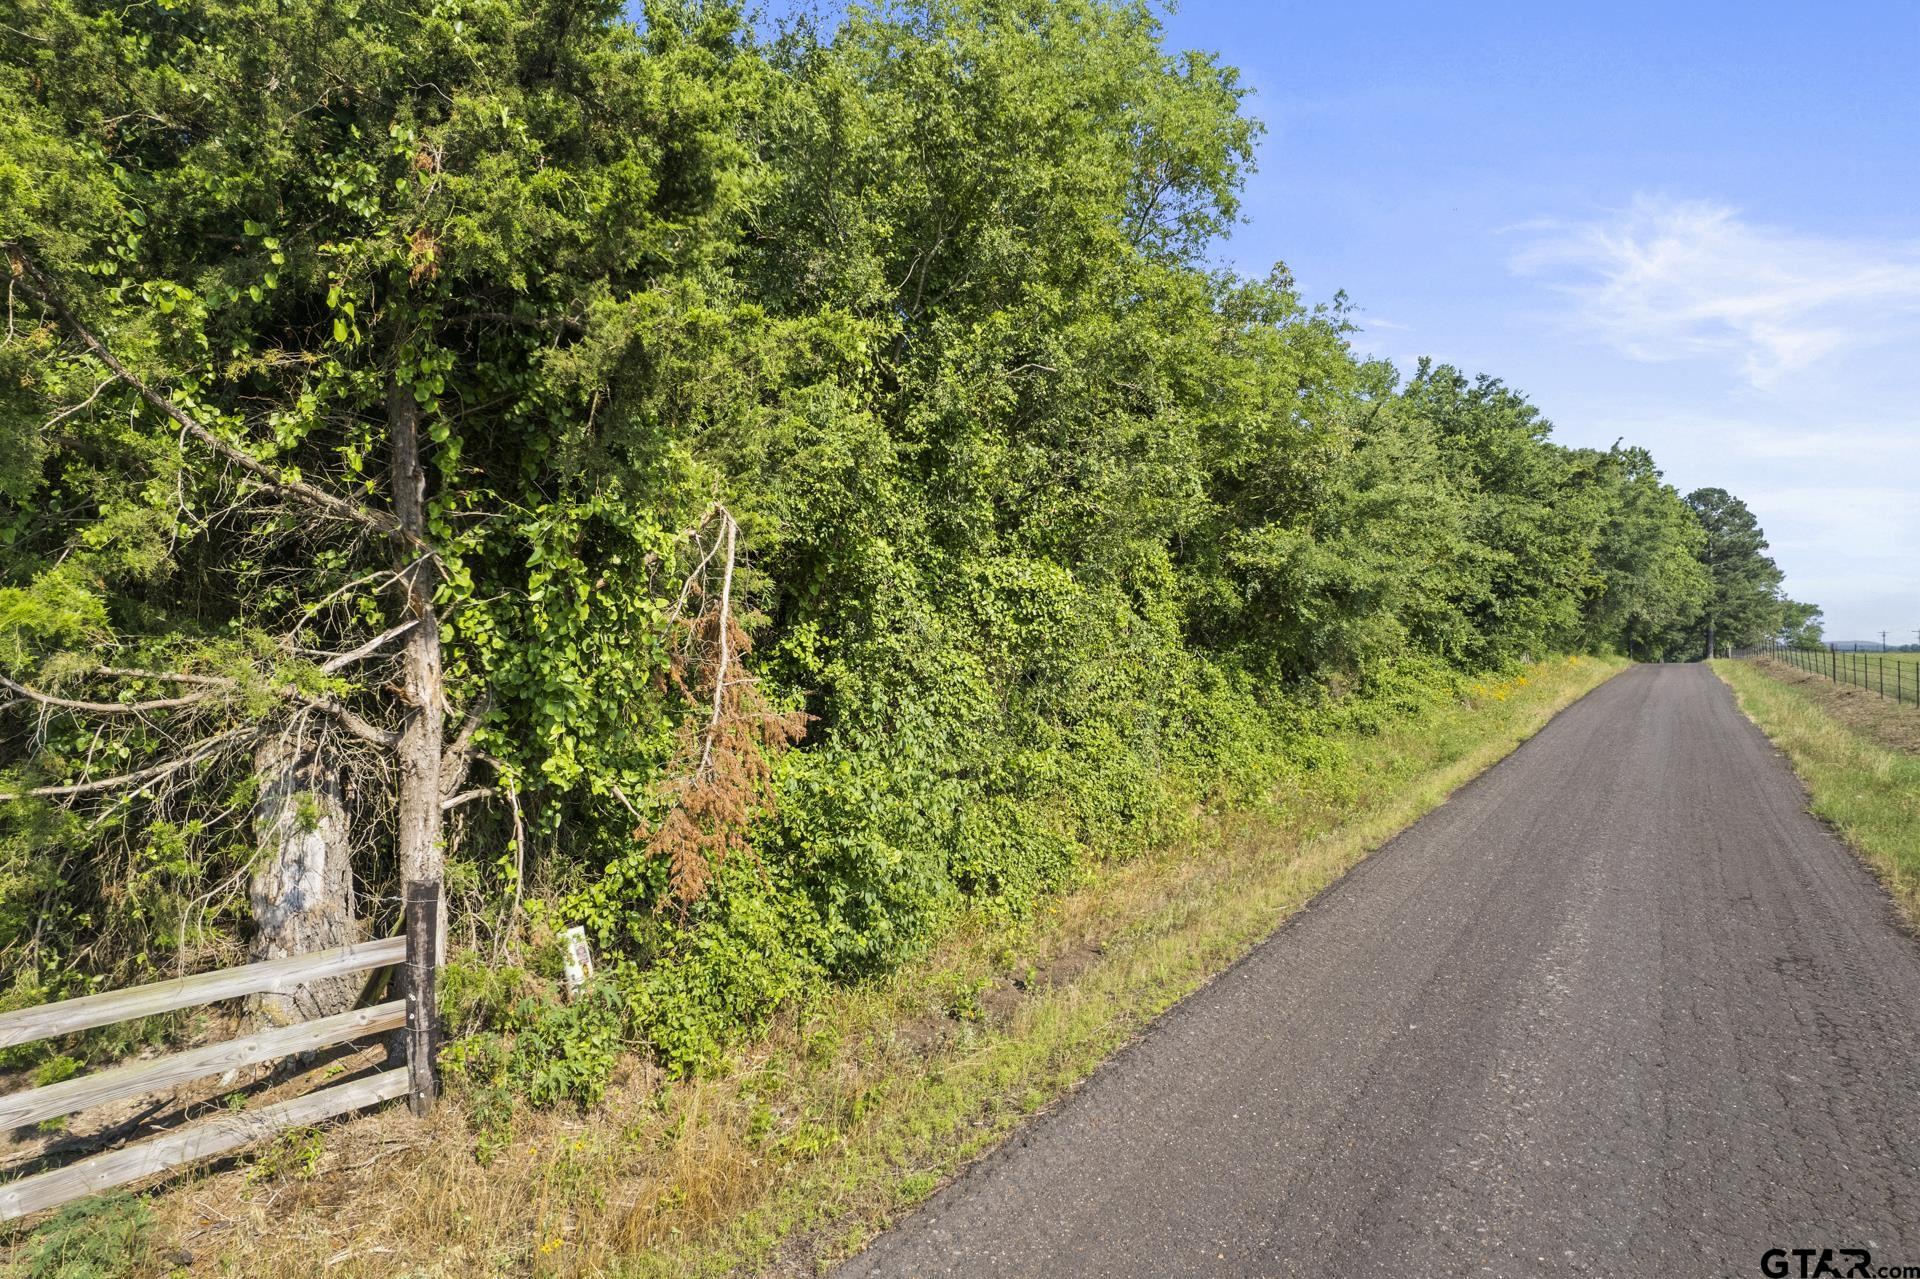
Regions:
[[20, 655, 1623, 1279], [1713, 658, 1920, 925]]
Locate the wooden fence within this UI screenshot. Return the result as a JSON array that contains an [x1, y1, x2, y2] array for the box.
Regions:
[[0, 885, 439, 1223]]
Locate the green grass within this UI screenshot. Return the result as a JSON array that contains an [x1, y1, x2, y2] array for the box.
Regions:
[[7, 1194, 155, 1279], [1831, 650, 1917, 670], [1714, 659, 1920, 922]]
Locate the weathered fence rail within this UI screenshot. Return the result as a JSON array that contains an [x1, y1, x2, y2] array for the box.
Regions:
[[0, 1001, 406, 1133], [0, 937, 403, 1050], [0, 920, 435, 1224], [1, 1069, 410, 1222]]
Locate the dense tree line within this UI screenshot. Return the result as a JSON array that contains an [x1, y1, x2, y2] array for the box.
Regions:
[[0, 0, 1811, 1082]]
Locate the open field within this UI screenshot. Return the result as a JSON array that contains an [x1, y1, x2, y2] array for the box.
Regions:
[[1760, 646, 1920, 705], [1860, 652, 1920, 674], [1834, 650, 1920, 669], [1775, 648, 1920, 667]]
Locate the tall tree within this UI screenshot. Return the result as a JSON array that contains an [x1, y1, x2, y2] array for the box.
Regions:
[[1777, 599, 1825, 649], [1577, 445, 1710, 661], [1397, 362, 1607, 665], [1685, 487, 1787, 657], [0, 0, 765, 1004]]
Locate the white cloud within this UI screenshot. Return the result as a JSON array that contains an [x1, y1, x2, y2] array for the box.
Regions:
[[1510, 196, 1920, 386]]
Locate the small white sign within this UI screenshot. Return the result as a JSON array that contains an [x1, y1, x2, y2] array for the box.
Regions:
[[562, 925, 594, 997]]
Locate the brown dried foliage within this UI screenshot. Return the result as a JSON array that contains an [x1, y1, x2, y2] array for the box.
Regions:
[[640, 526, 807, 906], [406, 226, 440, 283]]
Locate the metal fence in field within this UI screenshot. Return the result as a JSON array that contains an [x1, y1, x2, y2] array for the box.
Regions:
[[1737, 643, 1920, 707]]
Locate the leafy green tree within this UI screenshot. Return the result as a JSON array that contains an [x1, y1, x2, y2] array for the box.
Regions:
[[1396, 362, 1607, 665], [0, 0, 765, 1002], [1683, 487, 1787, 657], [0, 0, 1822, 1085], [1777, 599, 1824, 649], [1577, 446, 1709, 660]]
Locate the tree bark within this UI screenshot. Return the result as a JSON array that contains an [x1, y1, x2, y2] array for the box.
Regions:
[[387, 370, 444, 935], [386, 348, 445, 1111], [247, 738, 359, 1025]]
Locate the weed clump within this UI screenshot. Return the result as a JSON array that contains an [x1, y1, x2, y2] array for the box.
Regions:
[[9, 1194, 154, 1279]]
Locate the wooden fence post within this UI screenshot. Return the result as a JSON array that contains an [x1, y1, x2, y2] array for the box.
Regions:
[[404, 879, 440, 1116]]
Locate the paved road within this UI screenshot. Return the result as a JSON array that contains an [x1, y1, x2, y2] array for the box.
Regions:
[[840, 664, 1920, 1278]]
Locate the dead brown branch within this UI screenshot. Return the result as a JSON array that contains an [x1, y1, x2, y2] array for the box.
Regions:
[[633, 504, 809, 905]]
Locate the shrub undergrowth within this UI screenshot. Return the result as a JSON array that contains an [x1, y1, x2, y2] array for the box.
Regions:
[[437, 651, 1512, 1141]]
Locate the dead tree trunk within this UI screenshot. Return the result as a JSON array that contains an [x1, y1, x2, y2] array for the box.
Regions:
[[247, 737, 360, 1025]]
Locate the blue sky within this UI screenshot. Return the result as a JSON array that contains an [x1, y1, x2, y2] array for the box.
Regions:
[[1155, 0, 1920, 642]]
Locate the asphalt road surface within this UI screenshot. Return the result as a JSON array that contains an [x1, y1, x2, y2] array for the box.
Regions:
[[839, 663, 1920, 1278]]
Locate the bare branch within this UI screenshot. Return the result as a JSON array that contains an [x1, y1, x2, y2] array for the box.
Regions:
[[438, 690, 492, 797], [1, 673, 214, 715], [6, 245, 410, 543], [299, 561, 423, 628], [504, 780, 526, 931], [0, 727, 257, 801], [440, 786, 495, 812], [95, 667, 234, 687], [319, 616, 421, 673], [11, 663, 399, 749], [43, 375, 114, 430], [664, 501, 727, 628], [697, 510, 738, 777], [608, 780, 645, 822], [293, 692, 399, 749]]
